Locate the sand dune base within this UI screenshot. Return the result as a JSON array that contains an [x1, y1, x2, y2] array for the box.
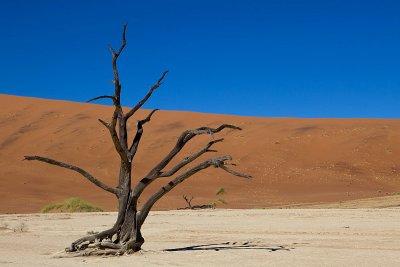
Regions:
[[0, 208, 399, 266], [2, 94, 400, 213]]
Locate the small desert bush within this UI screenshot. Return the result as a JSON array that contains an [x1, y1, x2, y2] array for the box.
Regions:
[[216, 187, 226, 196], [41, 197, 103, 213], [209, 188, 228, 208]]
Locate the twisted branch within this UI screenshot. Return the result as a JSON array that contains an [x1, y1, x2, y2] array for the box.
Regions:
[[98, 118, 128, 161], [129, 109, 159, 157], [94, 24, 129, 161], [23, 156, 118, 195], [147, 124, 241, 177], [131, 124, 241, 198], [86, 95, 116, 103], [137, 155, 250, 225], [159, 138, 224, 177], [124, 71, 168, 120]]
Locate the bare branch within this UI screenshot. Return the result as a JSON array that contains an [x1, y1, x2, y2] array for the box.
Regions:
[[131, 124, 241, 198], [124, 71, 168, 120], [159, 138, 224, 177], [129, 109, 159, 157], [107, 24, 129, 156], [187, 124, 242, 141], [23, 156, 118, 195], [108, 44, 116, 55], [108, 24, 127, 58], [109, 23, 128, 103], [183, 195, 194, 209], [141, 109, 159, 124], [219, 165, 252, 179], [87, 25, 130, 162], [137, 155, 249, 225], [116, 24, 127, 56], [147, 124, 241, 178], [98, 118, 110, 128], [93, 25, 129, 162], [98, 119, 128, 161], [86, 95, 116, 103]]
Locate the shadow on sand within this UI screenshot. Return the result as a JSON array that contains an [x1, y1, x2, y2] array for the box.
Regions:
[[164, 241, 291, 252]]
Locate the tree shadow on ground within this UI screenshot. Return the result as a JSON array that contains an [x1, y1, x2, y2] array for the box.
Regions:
[[164, 241, 291, 252]]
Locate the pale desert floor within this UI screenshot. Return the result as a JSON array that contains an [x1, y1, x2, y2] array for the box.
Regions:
[[0, 208, 399, 266]]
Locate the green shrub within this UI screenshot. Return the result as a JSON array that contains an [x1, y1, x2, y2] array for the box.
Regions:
[[208, 188, 227, 208], [41, 197, 103, 213], [216, 187, 226, 196]]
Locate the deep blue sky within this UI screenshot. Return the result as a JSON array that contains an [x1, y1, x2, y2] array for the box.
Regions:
[[1, 0, 399, 118]]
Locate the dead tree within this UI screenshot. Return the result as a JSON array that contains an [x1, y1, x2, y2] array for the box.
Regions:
[[182, 195, 194, 209], [179, 195, 215, 210], [24, 25, 251, 256]]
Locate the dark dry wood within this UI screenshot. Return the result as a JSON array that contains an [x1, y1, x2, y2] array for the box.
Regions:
[[24, 25, 250, 256], [182, 195, 194, 209], [124, 71, 168, 120], [86, 95, 116, 103], [137, 156, 249, 225], [23, 156, 118, 195]]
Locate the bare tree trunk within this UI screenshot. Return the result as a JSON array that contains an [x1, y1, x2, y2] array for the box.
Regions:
[[24, 24, 251, 256]]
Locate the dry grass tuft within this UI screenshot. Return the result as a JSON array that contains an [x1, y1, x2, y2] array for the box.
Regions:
[[41, 197, 103, 213]]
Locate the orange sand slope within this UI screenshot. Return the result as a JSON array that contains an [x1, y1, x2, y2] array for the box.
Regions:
[[0, 94, 399, 213]]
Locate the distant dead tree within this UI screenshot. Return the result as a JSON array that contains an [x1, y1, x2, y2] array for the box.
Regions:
[[24, 25, 251, 256], [182, 195, 194, 209], [179, 195, 214, 210]]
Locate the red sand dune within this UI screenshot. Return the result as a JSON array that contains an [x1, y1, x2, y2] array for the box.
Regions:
[[1, 94, 400, 213]]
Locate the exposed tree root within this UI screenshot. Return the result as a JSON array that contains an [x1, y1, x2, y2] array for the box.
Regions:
[[89, 241, 122, 250], [57, 240, 143, 258], [55, 248, 123, 258], [66, 227, 117, 252]]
